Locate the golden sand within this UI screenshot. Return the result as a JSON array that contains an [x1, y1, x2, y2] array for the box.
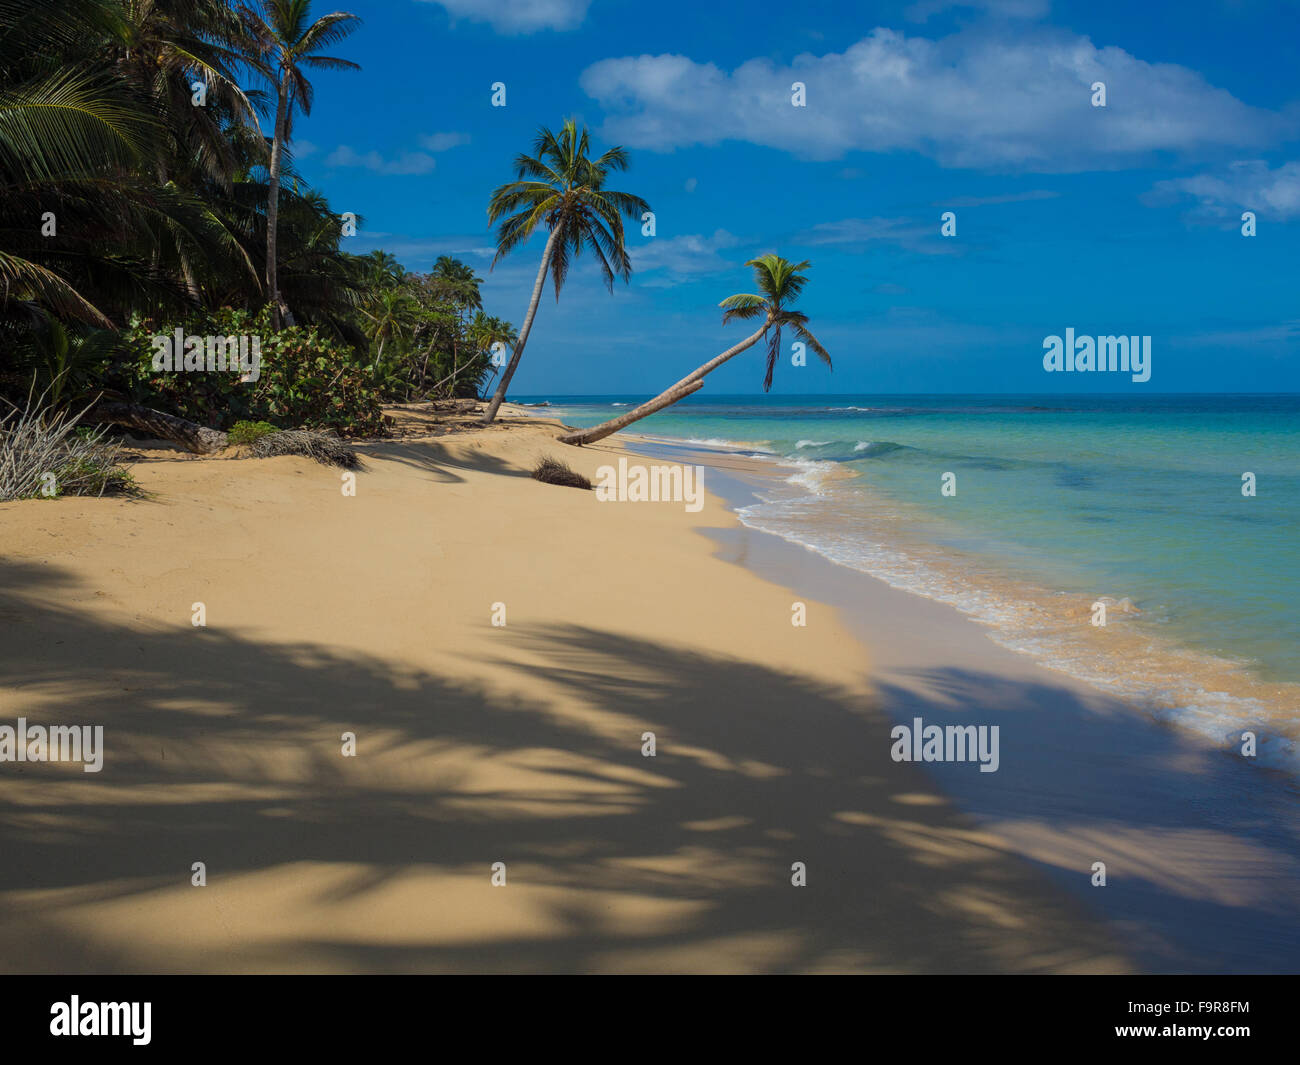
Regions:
[[0, 411, 1129, 973]]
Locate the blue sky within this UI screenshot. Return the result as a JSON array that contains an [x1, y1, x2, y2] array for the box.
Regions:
[[289, 0, 1299, 394]]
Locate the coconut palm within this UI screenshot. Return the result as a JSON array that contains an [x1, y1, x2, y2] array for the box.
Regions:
[[558, 255, 830, 445], [482, 118, 649, 424], [431, 254, 483, 303], [238, 0, 360, 328], [112, 0, 261, 185], [424, 311, 515, 398], [359, 285, 414, 370]]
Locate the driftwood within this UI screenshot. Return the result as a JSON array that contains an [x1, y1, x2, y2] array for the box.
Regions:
[[87, 401, 228, 454], [428, 398, 481, 413]]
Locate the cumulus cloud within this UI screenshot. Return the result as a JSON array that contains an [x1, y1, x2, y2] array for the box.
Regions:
[[630, 230, 742, 286], [581, 27, 1291, 171], [1147, 160, 1300, 221], [797, 216, 963, 255], [419, 0, 591, 34], [324, 145, 437, 175], [418, 132, 471, 151]]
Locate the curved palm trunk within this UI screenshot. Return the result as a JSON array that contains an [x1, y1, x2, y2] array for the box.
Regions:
[[482, 227, 559, 424], [265, 79, 289, 329], [557, 323, 768, 446]]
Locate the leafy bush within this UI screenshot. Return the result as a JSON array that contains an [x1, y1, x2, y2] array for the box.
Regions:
[[227, 420, 278, 446], [114, 307, 389, 438]]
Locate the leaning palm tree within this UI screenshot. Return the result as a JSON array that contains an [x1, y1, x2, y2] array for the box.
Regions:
[[558, 255, 830, 445], [239, 0, 360, 328], [481, 118, 649, 424]]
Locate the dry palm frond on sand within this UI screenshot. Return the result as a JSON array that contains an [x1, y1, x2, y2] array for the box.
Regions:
[[249, 430, 360, 469]]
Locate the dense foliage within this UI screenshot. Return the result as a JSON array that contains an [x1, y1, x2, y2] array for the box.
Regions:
[[0, 0, 511, 437]]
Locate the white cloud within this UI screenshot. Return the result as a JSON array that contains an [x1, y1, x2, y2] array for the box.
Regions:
[[1148, 160, 1300, 221], [581, 27, 1291, 171], [419, 132, 471, 151], [797, 216, 962, 254], [324, 145, 437, 175], [631, 230, 742, 286], [419, 0, 591, 34]]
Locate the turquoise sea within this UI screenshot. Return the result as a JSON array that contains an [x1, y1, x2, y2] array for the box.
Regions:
[[529, 394, 1300, 770]]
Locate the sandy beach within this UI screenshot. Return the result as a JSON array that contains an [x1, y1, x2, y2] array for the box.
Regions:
[[0, 409, 1141, 973]]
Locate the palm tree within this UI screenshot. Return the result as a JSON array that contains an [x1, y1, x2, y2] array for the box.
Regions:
[[359, 285, 414, 370], [428, 255, 482, 383], [113, 0, 261, 182], [481, 118, 649, 424], [427, 311, 515, 398], [360, 249, 403, 290], [239, 0, 360, 328], [431, 254, 483, 304], [558, 255, 830, 445]]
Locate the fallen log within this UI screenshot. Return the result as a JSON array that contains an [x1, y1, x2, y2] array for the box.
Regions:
[[86, 401, 228, 454]]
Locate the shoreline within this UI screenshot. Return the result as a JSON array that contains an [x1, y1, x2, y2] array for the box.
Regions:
[[609, 424, 1300, 777], [0, 414, 1135, 973], [622, 434, 1300, 972]]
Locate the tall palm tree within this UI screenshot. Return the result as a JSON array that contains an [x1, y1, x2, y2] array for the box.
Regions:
[[431, 254, 482, 298], [427, 311, 515, 398], [558, 255, 830, 445], [113, 0, 260, 186], [481, 118, 649, 424], [428, 255, 482, 381], [359, 285, 413, 369], [239, 0, 360, 328], [360, 249, 403, 290]]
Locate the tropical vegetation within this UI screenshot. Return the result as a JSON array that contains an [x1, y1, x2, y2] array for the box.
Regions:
[[0, 0, 827, 483], [0, 0, 508, 466]]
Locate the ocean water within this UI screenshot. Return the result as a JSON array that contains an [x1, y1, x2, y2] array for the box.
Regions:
[[528, 394, 1300, 772]]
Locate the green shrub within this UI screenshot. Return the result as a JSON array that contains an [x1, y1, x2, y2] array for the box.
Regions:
[[227, 420, 278, 446], [115, 307, 390, 438]]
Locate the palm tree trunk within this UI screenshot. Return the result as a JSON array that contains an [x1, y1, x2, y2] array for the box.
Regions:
[[482, 226, 559, 424], [427, 356, 474, 397], [557, 323, 768, 446], [88, 401, 227, 454], [265, 79, 289, 329]]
